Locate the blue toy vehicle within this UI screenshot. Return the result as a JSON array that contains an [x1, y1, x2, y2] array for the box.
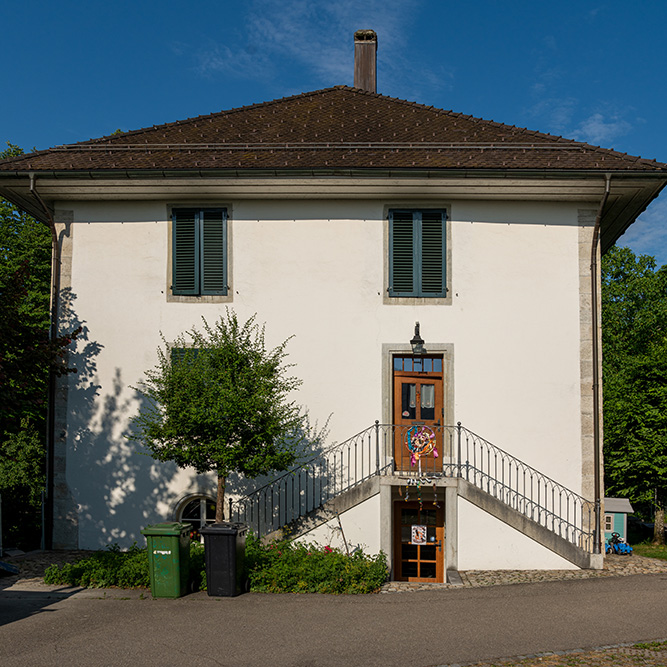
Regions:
[[605, 531, 633, 555]]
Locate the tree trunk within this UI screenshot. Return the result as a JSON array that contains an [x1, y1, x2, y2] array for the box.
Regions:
[[654, 504, 665, 546], [216, 474, 226, 523]]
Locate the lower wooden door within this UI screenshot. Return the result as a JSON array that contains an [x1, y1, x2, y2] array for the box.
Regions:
[[393, 501, 444, 582]]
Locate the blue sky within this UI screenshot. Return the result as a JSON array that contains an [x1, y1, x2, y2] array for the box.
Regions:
[[2, 0, 666, 264]]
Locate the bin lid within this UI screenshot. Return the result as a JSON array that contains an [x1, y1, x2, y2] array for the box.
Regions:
[[200, 522, 248, 536], [141, 522, 192, 536]]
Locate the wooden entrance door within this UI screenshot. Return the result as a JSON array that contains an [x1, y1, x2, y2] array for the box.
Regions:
[[393, 355, 444, 472], [394, 501, 445, 582]]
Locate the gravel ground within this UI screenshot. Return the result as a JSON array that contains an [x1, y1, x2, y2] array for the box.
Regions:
[[2, 549, 667, 666], [447, 640, 667, 667], [1, 549, 96, 585]]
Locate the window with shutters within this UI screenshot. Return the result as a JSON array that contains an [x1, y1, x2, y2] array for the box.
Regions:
[[388, 209, 447, 298], [171, 208, 227, 296]]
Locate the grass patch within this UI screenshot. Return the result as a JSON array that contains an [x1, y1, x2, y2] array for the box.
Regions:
[[631, 543, 667, 561], [633, 640, 667, 651], [245, 534, 388, 594]]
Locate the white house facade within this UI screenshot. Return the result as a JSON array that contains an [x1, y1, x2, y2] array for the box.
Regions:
[[2, 32, 666, 580]]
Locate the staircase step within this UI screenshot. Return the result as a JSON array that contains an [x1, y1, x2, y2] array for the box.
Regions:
[[446, 569, 464, 586]]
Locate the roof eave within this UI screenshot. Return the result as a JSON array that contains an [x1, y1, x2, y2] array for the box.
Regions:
[[1, 167, 665, 253], [2, 166, 667, 180]]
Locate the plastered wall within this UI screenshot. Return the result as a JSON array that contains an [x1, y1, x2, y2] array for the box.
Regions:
[[55, 197, 590, 552]]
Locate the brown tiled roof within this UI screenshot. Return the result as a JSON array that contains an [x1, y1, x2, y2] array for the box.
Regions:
[[1, 86, 665, 173]]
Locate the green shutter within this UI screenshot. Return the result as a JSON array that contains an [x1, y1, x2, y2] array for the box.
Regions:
[[170, 347, 186, 365], [389, 209, 446, 297], [170, 347, 199, 365], [172, 209, 198, 295], [390, 211, 415, 295], [172, 208, 227, 296], [420, 211, 446, 296], [200, 209, 227, 295]]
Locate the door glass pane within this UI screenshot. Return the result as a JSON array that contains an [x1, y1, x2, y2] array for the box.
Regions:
[[420, 562, 436, 578], [420, 384, 435, 420], [403, 562, 418, 577], [402, 544, 418, 560], [401, 508, 419, 524], [413, 358, 423, 372], [422, 509, 436, 525], [433, 358, 442, 372], [424, 358, 432, 372], [394, 357, 402, 371], [404, 358, 413, 372], [420, 545, 436, 560], [421, 385, 435, 409], [402, 384, 417, 419]]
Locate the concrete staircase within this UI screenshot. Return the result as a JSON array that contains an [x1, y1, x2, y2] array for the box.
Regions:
[[229, 422, 601, 570]]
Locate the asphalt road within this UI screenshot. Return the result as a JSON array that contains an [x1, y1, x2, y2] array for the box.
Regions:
[[1, 574, 666, 667]]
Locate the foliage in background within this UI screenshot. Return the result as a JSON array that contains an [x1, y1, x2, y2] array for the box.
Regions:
[[0, 142, 81, 549], [43, 537, 387, 594], [0, 143, 51, 549], [131, 310, 308, 522], [44, 543, 150, 588], [245, 533, 388, 594], [44, 541, 206, 589], [602, 246, 667, 544], [0, 421, 46, 547], [189, 541, 206, 591]]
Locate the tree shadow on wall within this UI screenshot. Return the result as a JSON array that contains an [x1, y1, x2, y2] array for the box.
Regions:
[[60, 293, 194, 549], [62, 291, 333, 547], [224, 413, 331, 499]]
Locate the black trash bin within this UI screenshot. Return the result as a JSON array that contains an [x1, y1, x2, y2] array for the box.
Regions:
[[200, 522, 248, 597]]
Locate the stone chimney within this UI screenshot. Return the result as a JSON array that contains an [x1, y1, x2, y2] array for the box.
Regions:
[[354, 30, 377, 93]]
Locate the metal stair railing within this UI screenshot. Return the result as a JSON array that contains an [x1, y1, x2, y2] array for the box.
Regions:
[[228, 422, 391, 537], [228, 422, 597, 553], [444, 423, 596, 553]]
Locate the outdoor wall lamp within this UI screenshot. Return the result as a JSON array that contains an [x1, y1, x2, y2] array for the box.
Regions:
[[410, 322, 426, 355]]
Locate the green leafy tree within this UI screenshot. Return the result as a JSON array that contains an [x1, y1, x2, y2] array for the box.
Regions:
[[0, 142, 80, 549], [132, 311, 306, 522], [602, 245, 667, 544], [0, 142, 51, 548]]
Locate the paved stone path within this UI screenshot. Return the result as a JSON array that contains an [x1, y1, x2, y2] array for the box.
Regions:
[[381, 553, 667, 592], [4, 549, 667, 591]]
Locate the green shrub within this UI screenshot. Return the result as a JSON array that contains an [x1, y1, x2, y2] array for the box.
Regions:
[[44, 541, 210, 591], [245, 533, 388, 594], [44, 543, 149, 588], [189, 541, 206, 590], [43, 535, 388, 594]]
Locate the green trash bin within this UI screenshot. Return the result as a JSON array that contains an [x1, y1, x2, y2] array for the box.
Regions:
[[141, 522, 191, 598]]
